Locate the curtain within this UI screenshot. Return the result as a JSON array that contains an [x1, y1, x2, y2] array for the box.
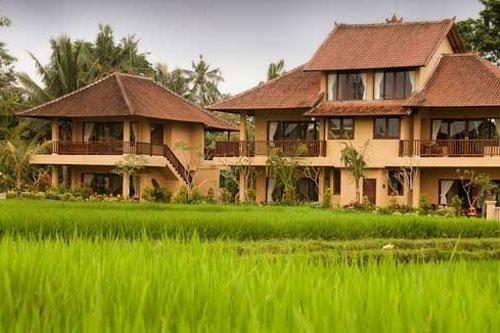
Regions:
[[267, 178, 275, 203], [84, 122, 95, 142], [82, 174, 94, 186], [374, 72, 384, 99], [361, 73, 367, 100], [268, 122, 279, 141], [439, 180, 454, 205], [408, 70, 416, 93], [327, 74, 337, 101], [432, 120, 442, 140], [131, 122, 138, 143]]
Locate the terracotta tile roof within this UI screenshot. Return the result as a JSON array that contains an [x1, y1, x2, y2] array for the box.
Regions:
[[306, 101, 408, 117], [304, 19, 465, 71], [406, 54, 500, 107], [17, 73, 236, 131], [207, 65, 323, 112]]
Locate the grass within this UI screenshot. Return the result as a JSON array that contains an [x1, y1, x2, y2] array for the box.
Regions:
[[1, 199, 499, 331], [1, 199, 500, 240], [0, 237, 499, 332]]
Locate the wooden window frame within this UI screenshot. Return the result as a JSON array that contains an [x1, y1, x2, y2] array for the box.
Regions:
[[387, 169, 404, 196], [380, 70, 413, 100], [373, 117, 401, 139], [328, 72, 365, 101], [430, 118, 500, 140], [328, 117, 355, 140], [267, 121, 319, 141], [333, 169, 341, 195]]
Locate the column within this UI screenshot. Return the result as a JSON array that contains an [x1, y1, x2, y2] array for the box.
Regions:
[[412, 169, 421, 208], [485, 201, 496, 220], [51, 166, 59, 187], [122, 170, 130, 199], [239, 170, 247, 203], [239, 111, 247, 156], [123, 120, 131, 154], [318, 167, 325, 203], [70, 167, 79, 188], [51, 118, 59, 154]]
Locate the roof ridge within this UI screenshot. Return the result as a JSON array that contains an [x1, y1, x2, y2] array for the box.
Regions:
[[207, 64, 306, 109], [115, 74, 134, 115], [17, 73, 117, 116], [335, 18, 453, 28], [115, 72, 154, 81], [303, 24, 340, 71]]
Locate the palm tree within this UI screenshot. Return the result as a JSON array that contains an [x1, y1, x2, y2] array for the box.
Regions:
[[92, 24, 128, 78], [119, 35, 153, 75], [154, 63, 191, 99], [17, 35, 93, 103], [267, 59, 285, 81], [340, 141, 369, 203], [185, 55, 224, 106]]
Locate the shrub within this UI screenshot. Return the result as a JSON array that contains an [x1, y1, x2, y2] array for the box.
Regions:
[[143, 186, 172, 203], [419, 194, 433, 215], [171, 186, 190, 204], [322, 188, 333, 209], [450, 195, 463, 217]]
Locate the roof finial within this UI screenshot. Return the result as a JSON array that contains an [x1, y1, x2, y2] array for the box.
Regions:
[[386, 14, 403, 24]]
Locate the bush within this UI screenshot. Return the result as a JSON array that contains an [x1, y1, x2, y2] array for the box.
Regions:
[[143, 186, 172, 203], [321, 188, 333, 209], [450, 195, 463, 217], [419, 194, 433, 215]]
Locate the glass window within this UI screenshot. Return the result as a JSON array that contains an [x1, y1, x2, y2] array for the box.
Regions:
[[379, 70, 415, 100], [328, 118, 354, 139], [150, 123, 164, 144], [333, 169, 341, 195], [387, 170, 404, 196], [268, 121, 318, 141], [84, 122, 123, 142], [328, 72, 366, 101], [432, 119, 500, 140], [374, 117, 400, 139]]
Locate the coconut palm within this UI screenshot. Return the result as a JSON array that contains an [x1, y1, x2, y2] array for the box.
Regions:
[[267, 59, 285, 81], [154, 63, 191, 99], [340, 141, 369, 203], [92, 24, 128, 78], [185, 55, 224, 106]]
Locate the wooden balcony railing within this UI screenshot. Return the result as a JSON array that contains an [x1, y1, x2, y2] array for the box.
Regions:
[[214, 140, 327, 157], [47, 141, 192, 184], [399, 139, 500, 157]]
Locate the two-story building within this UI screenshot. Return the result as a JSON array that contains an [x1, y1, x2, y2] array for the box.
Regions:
[[208, 18, 500, 209], [18, 72, 236, 198]]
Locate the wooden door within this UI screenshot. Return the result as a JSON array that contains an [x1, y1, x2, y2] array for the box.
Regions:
[[363, 178, 377, 205]]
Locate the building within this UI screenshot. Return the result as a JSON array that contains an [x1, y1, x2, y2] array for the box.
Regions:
[[18, 72, 236, 198], [208, 18, 500, 209]]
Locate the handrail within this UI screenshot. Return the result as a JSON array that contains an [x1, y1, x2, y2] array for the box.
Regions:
[[214, 140, 327, 157], [399, 139, 500, 157], [162, 144, 192, 184]]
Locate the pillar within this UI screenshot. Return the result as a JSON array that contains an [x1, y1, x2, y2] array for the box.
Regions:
[[71, 167, 79, 188], [412, 169, 421, 208], [51, 166, 59, 187], [51, 118, 59, 154], [239, 111, 247, 157], [239, 170, 247, 202], [318, 167, 325, 203], [123, 120, 131, 154], [122, 170, 130, 199], [485, 201, 497, 220]]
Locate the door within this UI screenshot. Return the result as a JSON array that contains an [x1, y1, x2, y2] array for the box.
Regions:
[[150, 123, 165, 155], [363, 178, 377, 205]]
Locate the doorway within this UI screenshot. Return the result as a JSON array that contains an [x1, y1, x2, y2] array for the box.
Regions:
[[363, 178, 377, 205]]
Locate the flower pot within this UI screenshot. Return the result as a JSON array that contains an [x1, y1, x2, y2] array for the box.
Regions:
[[0, 192, 6, 200]]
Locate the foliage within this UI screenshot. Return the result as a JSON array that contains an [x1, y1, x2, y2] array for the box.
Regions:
[[143, 186, 172, 203], [153, 63, 191, 99], [456, 169, 497, 211], [457, 0, 500, 64], [184, 54, 224, 106], [450, 195, 463, 217], [340, 141, 369, 203], [171, 185, 207, 204], [0, 171, 13, 192], [322, 188, 332, 209], [376, 198, 414, 215], [113, 154, 146, 198], [267, 59, 285, 80], [418, 193, 433, 215]]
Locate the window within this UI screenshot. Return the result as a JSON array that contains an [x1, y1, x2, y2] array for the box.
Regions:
[[268, 121, 318, 141], [327, 72, 367, 101], [374, 70, 415, 100], [374, 117, 400, 139], [83, 122, 123, 142], [130, 122, 138, 143], [333, 169, 341, 195], [328, 118, 354, 139], [387, 170, 404, 196], [150, 123, 164, 144], [431, 118, 500, 140]]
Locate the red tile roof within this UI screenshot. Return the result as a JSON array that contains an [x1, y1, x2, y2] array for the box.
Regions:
[[207, 65, 323, 113], [406, 54, 500, 107], [306, 101, 408, 117], [17, 73, 236, 131], [304, 19, 465, 71]]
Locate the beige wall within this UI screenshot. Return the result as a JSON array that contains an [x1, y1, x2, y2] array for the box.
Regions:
[[417, 37, 454, 89]]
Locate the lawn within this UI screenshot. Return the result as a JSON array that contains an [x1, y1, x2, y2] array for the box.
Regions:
[[1, 199, 499, 332]]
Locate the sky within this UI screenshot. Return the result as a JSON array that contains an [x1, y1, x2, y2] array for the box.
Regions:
[[0, 0, 482, 95]]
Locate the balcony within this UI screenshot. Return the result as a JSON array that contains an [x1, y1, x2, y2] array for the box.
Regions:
[[49, 141, 165, 156], [399, 139, 500, 157], [214, 140, 327, 158]]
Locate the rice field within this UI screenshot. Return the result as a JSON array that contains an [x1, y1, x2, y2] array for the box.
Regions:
[[1, 199, 499, 332]]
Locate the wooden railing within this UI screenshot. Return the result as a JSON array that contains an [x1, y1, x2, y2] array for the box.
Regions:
[[214, 140, 327, 157], [399, 139, 500, 157], [48, 141, 192, 184]]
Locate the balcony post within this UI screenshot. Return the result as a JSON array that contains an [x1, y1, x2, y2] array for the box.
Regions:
[[51, 166, 59, 187], [122, 170, 130, 199], [123, 120, 131, 154], [51, 118, 59, 154], [411, 169, 421, 208], [239, 111, 247, 156]]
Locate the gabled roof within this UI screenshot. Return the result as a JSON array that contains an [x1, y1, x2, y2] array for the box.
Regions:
[[206, 65, 323, 113], [406, 54, 500, 107], [304, 19, 465, 71], [306, 100, 407, 117], [17, 73, 236, 131]]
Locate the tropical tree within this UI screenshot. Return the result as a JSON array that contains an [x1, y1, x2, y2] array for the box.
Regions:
[[91, 24, 127, 78], [185, 55, 224, 106], [267, 59, 285, 80], [119, 35, 153, 75], [457, 0, 500, 64], [154, 63, 191, 99], [340, 141, 369, 203]]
